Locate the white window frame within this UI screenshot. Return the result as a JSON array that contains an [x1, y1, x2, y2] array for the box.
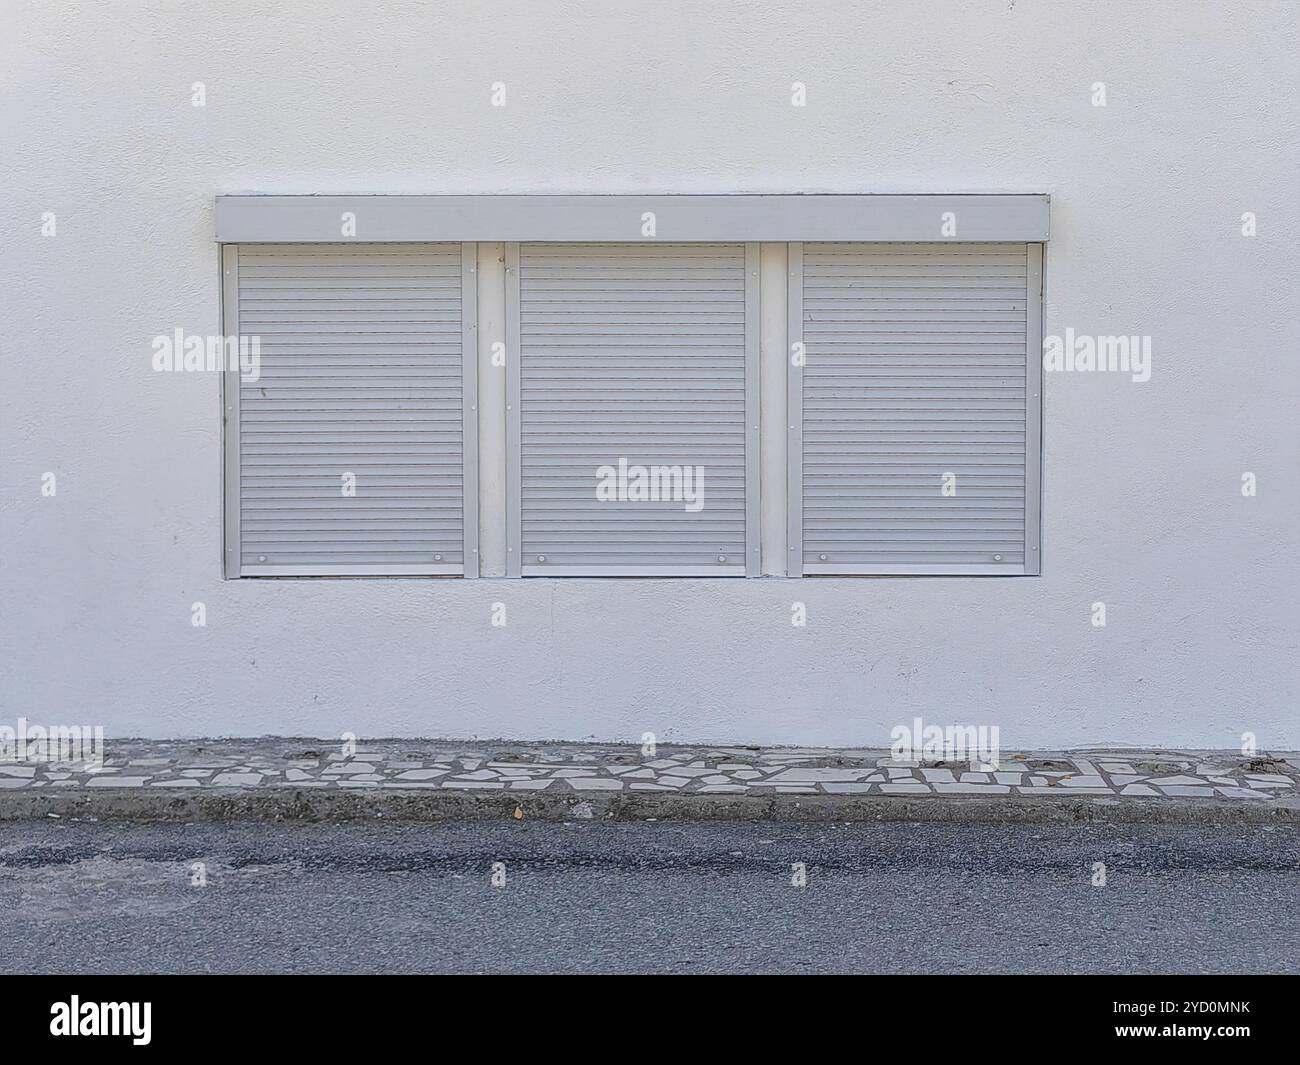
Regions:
[[786, 241, 1044, 577], [220, 241, 480, 579], [216, 195, 1048, 579]]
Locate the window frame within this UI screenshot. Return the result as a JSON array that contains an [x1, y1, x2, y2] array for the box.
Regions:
[[786, 240, 1044, 577], [215, 195, 1048, 580], [220, 241, 480, 579], [504, 241, 761, 578]]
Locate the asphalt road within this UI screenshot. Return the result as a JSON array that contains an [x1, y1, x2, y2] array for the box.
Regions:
[[0, 820, 1295, 974]]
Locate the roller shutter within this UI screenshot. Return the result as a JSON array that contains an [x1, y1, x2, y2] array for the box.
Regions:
[[791, 242, 1040, 575], [509, 243, 759, 576], [224, 242, 477, 577]]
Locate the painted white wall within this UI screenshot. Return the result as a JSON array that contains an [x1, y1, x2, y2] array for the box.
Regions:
[[2, 1, 1297, 747]]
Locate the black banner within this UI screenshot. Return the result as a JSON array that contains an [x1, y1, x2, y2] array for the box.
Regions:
[[0, 975, 1291, 1049]]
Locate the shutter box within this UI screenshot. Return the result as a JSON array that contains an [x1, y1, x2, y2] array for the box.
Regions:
[[222, 242, 478, 577]]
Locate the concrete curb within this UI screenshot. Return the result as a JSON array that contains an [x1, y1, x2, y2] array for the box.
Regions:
[[3, 787, 1299, 826]]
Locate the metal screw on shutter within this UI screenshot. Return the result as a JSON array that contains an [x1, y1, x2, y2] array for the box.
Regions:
[[537, 555, 546, 563]]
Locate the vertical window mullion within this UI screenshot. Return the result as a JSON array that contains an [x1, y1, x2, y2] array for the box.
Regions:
[[221, 243, 241, 578], [786, 241, 804, 577], [504, 242, 522, 577], [744, 242, 761, 576], [1025, 243, 1044, 575], [461, 241, 480, 578]]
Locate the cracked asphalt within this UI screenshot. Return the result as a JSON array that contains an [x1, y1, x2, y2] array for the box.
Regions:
[[0, 820, 1295, 974]]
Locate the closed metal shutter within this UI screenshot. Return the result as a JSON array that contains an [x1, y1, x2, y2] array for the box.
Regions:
[[509, 243, 759, 576], [225, 242, 477, 577], [791, 242, 1040, 575]]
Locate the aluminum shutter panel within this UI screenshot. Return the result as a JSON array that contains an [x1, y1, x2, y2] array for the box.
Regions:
[[514, 243, 754, 576], [230, 243, 473, 576], [798, 242, 1037, 574]]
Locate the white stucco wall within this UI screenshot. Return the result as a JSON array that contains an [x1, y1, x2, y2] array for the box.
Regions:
[[2, 1, 1297, 747]]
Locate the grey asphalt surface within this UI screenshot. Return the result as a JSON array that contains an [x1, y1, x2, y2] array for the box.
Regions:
[[0, 820, 1296, 974]]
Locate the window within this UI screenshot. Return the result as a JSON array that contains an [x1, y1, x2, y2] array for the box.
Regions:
[[789, 241, 1042, 575], [217, 195, 1046, 579], [222, 242, 477, 577], [506, 243, 759, 576]]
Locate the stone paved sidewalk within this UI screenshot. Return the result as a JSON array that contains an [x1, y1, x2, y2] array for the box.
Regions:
[[2, 740, 1297, 804]]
